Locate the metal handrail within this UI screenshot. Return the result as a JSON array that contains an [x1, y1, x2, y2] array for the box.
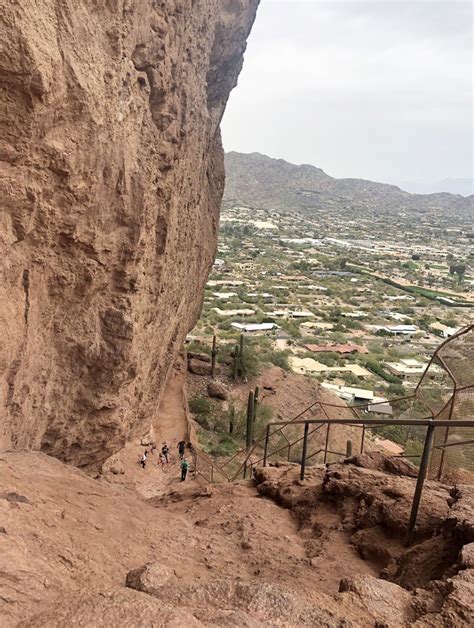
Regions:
[[231, 420, 326, 481], [193, 448, 231, 483], [261, 417, 474, 546]]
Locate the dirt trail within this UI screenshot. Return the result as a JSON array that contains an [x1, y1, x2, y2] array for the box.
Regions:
[[102, 357, 195, 498], [152, 355, 191, 446]]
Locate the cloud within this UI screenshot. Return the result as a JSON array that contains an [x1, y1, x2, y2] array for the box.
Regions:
[[222, 1, 473, 186]]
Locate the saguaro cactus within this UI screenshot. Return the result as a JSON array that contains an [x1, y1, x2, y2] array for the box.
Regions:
[[232, 344, 240, 380]]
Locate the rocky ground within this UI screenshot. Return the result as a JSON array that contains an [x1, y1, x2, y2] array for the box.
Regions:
[[1, 448, 473, 626]]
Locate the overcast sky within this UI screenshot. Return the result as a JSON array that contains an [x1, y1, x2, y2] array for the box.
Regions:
[[221, 0, 473, 191]]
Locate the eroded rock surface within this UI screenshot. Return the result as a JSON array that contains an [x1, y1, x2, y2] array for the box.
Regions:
[[254, 455, 474, 626], [0, 0, 259, 468]]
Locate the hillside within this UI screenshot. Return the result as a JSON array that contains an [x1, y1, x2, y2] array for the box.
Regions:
[[224, 152, 474, 217]]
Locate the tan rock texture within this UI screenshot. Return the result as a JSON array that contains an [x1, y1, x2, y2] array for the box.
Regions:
[[0, 0, 259, 468]]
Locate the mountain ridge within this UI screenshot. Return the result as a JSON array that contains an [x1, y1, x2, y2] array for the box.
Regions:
[[223, 151, 473, 216]]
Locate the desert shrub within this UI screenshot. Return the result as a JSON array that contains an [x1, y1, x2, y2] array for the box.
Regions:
[[268, 351, 290, 371], [189, 397, 213, 415]]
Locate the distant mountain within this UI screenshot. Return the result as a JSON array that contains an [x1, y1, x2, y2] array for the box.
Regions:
[[223, 152, 473, 217], [399, 178, 474, 197]]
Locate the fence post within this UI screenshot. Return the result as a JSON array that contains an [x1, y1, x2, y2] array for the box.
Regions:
[[346, 440, 353, 457], [360, 425, 366, 454], [243, 390, 254, 479], [323, 423, 331, 464], [406, 420, 435, 546], [263, 424, 270, 467], [253, 386, 259, 443], [246, 391, 254, 451], [300, 422, 309, 480], [229, 404, 235, 435], [211, 334, 217, 379]]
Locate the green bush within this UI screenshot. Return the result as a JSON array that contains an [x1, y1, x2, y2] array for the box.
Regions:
[[189, 397, 213, 415], [268, 351, 290, 371]]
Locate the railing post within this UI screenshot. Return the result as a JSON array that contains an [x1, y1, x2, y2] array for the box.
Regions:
[[436, 426, 449, 481], [243, 390, 254, 479], [360, 425, 366, 454], [210, 465, 214, 483], [323, 423, 331, 464], [406, 420, 435, 546], [346, 439, 353, 457], [263, 424, 270, 467], [253, 386, 259, 443], [300, 422, 309, 480], [246, 391, 254, 451]]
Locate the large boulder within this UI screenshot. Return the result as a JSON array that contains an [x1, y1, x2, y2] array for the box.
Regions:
[[207, 381, 228, 400], [126, 563, 174, 596], [338, 575, 417, 626], [188, 359, 212, 376], [346, 452, 419, 478]]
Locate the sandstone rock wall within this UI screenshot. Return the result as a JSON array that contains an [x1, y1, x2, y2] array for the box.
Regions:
[[0, 0, 259, 468]]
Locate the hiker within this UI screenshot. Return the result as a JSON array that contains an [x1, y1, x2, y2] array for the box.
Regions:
[[161, 442, 170, 464], [158, 452, 166, 469], [150, 443, 157, 456], [180, 457, 189, 482], [140, 451, 148, 469], [177, 440, 186, 459]]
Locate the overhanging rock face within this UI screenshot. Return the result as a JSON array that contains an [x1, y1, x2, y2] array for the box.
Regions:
[[0, 0, 259, 468]]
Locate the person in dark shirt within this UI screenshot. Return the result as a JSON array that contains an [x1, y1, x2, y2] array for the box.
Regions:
[[161, 442, 169, 464], [177, 440, 186, 459]]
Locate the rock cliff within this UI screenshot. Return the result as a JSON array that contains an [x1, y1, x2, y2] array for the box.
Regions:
[[0, 0, 259, 468]]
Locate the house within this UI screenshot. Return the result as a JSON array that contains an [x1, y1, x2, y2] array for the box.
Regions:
[[290, 360, 371, 379], [430, 322, 463, 338], [289, 310, 315, 318], [342, 311, 367, 319], [267, 310, 288, 318], [300, 321, 334, 331], [385, 358, 427, 378], [385, 358, 444, 379], [212, 292, 237, 300], [367, 398, 394, 416], [321, 383, 375, 404], [368, 324, 418, 336], [212, 308, 255, 317], [207, 280, 245, 287], [230, 322, 278, 333], [304, 343, 369, 356]]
